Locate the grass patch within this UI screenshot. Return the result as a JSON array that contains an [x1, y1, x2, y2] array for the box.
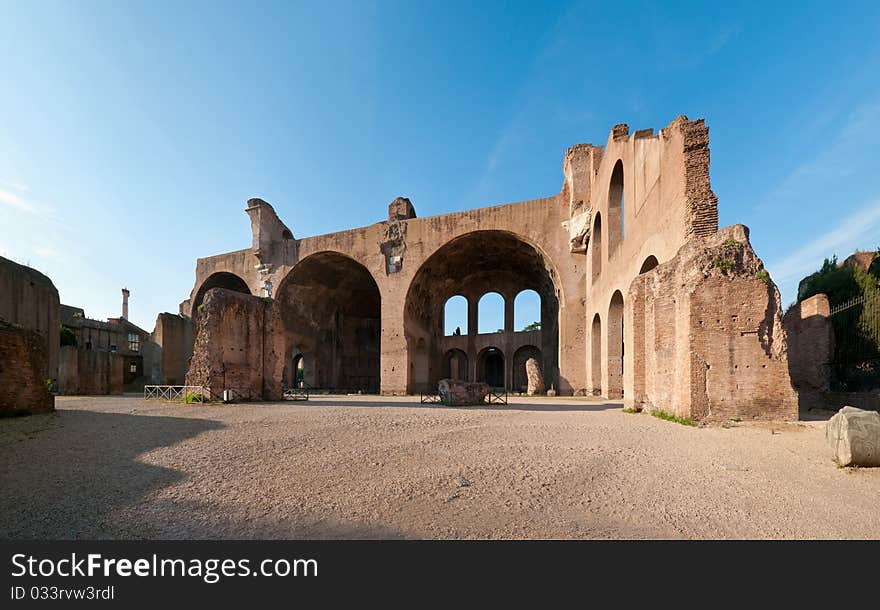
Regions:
[[755, 269, 770, 284], [183, 391, 204, 404], [713, 257, 733, 272], [722, 238, 741, 248], [622, 407, 639, 414], [649, 410, 697, 427]]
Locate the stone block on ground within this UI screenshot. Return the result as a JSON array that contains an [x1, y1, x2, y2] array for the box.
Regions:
[[525, 357, 545, 395], [438, 379, 490, 405], [826, 406, 880, 467]]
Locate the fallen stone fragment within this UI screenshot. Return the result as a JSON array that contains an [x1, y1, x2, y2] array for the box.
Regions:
[[826, 406, 880, 467]]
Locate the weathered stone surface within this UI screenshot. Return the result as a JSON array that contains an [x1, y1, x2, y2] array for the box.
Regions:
[[388, 196, 417, 222], [525, 357, 545, 395], [0, 256, 60, 381], [626, 224, 798, 421], [826, 406, 880, 467], [783, 294, 832, 409], [187, 288, 278, 401], [177, 116, 794, 421], [438, 379, 489, 405]]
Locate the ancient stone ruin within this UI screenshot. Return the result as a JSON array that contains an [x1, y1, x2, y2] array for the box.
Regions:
[[180, 116, 800, 421], [0, 257, 58, 415]]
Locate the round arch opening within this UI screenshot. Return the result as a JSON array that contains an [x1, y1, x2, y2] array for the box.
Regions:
[[403, 230, 560, 394], [275, 252, 381, 393], [477, 347, 505, 389], [192, 272, 251, 315]]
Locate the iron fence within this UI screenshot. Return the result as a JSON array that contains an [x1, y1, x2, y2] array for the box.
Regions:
[[283, 386, 309, 401], [829, 292, 880, 391]]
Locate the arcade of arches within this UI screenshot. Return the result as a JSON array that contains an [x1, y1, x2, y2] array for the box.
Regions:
[[183, 116, 802, 421], [404, 231, 558, 394]]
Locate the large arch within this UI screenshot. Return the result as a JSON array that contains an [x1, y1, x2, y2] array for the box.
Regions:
[[404, 230, 561, 394], [607, 290, 624, 399], [192, 272, 251, 314], [275, 251, 381, 393]]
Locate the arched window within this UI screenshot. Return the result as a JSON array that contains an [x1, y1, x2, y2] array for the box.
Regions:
[[639, 255, 659, 274], [514, 289, 541, 332], [444, 295, 468, 336], [608, 160, 624, 256], [478, 292, 505, 334], [592, 212, 603, 283]]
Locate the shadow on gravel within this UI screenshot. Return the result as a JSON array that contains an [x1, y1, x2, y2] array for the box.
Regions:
[[0, 409, 225, 539], [120, 498, 411, 540], [287, 399, 623, 413]]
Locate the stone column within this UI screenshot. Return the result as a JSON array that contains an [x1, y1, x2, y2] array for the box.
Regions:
[[467, 295, 478, 382]]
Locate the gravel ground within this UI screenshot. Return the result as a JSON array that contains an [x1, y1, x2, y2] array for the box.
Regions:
[[1, 395, 878, 539]]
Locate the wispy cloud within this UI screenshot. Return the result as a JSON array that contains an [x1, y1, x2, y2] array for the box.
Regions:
[[767, 197, 880, 287], [0, 188, 36, 213], [0, 187, 60, 221]]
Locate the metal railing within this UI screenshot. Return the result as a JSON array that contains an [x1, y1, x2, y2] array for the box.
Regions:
[[419, 389, 508, 406], [829, 291, 880, 391], [283, 386, 309, 401], [487, 389, 508, 404], [144, 385, 208, 403]]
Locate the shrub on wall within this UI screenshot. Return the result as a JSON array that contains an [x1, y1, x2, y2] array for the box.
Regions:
[[59, 325, 77, 347]]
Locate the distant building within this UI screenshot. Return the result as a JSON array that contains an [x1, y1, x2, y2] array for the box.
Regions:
[[58, 289, 157, 394]]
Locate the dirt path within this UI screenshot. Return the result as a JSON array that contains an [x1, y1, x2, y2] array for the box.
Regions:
[[1, 395, 877, 539]]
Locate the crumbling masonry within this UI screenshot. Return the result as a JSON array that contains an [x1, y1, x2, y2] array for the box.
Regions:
[[183, 116, 799, 421]]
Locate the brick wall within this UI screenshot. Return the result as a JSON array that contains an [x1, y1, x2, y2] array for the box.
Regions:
[[57, 346, 126, 395], [626, 224, 798, 421], [0, 321, 54, 415], [186, 288, 277, 400], [782, 294, 832, 409], [152, 313, 193, 385]]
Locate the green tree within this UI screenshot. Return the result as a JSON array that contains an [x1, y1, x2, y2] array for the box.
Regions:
[[60, 325, 77, 347], [522, 321, 541, 332]]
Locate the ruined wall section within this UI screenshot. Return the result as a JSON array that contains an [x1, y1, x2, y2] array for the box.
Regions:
[[584, 116, 719, 398], [57, 346, 124, 395], [0, 320, 54, 415], [782, 294, 833, 409], [152, 313, 193, 385], [186, 288, 279, 400], [626, 225, 798, 421], [0, 256, 60, 378], [679, 117, 719, 238]]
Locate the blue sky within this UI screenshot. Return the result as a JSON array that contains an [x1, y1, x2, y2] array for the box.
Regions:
[[2, 1, 880, 332]]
